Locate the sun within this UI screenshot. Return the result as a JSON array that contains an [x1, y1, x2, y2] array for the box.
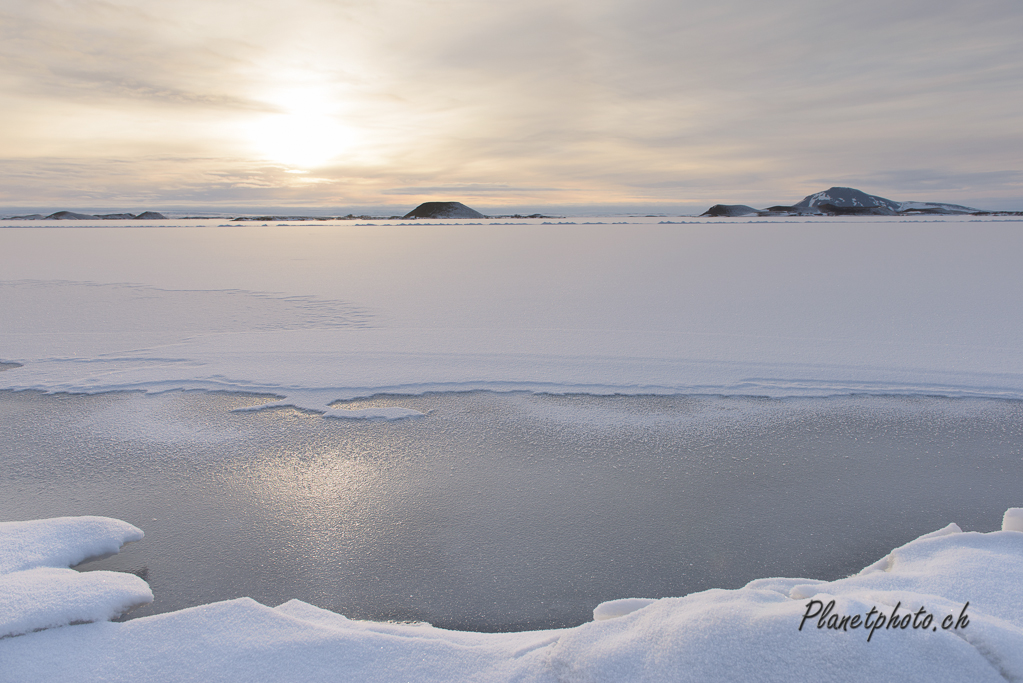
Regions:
[[248, 111, 357, 169]]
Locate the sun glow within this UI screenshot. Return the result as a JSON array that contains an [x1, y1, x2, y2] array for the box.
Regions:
[[245, 88, 359, 169], [248, 111, 356, 169]]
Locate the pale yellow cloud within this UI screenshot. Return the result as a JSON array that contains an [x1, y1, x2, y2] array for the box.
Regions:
[[0, 0, 1021, 210]]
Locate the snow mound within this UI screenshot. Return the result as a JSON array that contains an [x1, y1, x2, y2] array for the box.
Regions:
[[0, 517, 152, 638], [1003, 508, 1023, 532], [592, 597, 657, 621], [3, 511, 1023, 680]]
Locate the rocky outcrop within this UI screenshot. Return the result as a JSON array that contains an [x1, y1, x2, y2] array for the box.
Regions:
[[403, 202, 485, 219], [45, 211, 99, 220], [2, 210, 169, 220], [700, 204, 759, 217]]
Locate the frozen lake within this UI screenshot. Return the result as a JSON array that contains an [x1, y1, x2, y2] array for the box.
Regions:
[[4, 216, 1023, 405], [2, 215, 1023, 633], [3, 388, 1021, 631]]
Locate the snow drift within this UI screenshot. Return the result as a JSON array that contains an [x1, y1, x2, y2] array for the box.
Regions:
[[0, 517, 151, 638], [1, 512, 1022, 681]]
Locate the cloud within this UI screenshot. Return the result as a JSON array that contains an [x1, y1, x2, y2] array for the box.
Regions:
[[820, 169, 1023, 200], [0, 0, 1021, 208], [381, 184, 570, 196]]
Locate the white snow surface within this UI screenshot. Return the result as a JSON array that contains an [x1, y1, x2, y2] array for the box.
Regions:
[[2, 217, 1023, 410], [2, 511, 1023, 681], [0, 517, 151, 638]]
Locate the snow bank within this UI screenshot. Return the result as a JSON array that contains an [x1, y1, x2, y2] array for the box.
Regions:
[[1004, 508, 1023, 532], [0, 517, 152, 638], [592, 597, 657, 621], [2, 511, 1022, 681]]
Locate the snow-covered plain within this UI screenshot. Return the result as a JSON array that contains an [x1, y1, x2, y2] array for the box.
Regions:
[[2, 216, 1023, 409], [2, 215, 1023, 680]]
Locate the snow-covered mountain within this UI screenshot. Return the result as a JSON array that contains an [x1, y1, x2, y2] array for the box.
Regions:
[[896, 201, 978, 214], [702, 187, 985, 217], [793, 187, 902, 214]]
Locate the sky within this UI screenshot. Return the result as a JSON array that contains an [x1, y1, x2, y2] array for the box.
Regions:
[[1, 0, 1021, 213]]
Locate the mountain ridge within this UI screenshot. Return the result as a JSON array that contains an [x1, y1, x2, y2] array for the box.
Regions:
[[702, 187, 1005, 217], [3, 210, 168, 220]]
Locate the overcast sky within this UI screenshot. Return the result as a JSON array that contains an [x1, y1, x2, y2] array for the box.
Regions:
[[1, 0, 1021, 211]]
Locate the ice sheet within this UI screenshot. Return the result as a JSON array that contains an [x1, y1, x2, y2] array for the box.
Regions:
[[2, 217, 1022, 410]]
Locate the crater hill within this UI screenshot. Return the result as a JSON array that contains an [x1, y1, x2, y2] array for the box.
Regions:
[[403, 202, 486, 219]]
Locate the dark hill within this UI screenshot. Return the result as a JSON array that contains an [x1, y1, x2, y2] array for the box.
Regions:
[[403, 202, 485, 219], [46, 211, 98, 219], [31, 210, 169, 220], [793, 187, 899, 214], [700, 204, 759, 217]]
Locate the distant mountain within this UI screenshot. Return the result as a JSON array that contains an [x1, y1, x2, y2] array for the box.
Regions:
[[3, 210, 168, 220], [701, 187, 989, 217], [403, 202, 485, 219], [895, 201, 978, 215], [785, 185, 900, 214], [47, 211, 101, 220], [792, 187, 901, 214], [701, 204, 760, 217]]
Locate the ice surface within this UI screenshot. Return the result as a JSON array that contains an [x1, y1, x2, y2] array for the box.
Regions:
[[2, 217, 1023, 411], [2, 217, 1022, 678], [6, 390, 1019, 631], [0, 517, 152, 638], [2, 513, 1022, 681], [234, 391, 427, 419]]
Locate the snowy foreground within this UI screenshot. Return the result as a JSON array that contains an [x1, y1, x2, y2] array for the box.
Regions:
[[3, 512, 1023, 682]]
